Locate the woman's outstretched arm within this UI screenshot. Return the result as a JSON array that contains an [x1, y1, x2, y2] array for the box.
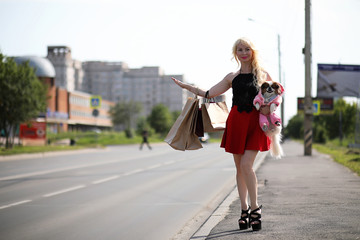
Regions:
[[171, 73, 233, 98]]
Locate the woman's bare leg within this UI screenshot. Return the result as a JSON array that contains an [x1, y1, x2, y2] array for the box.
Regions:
[[233, 154, 248, 210], [239, 150, 259, 210]]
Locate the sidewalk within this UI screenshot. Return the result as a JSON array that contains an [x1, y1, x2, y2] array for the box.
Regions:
[[199, 140, 360, 240]]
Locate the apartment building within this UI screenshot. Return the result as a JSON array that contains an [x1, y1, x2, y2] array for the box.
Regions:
[[120, 67, 187, 115], [82, 61, 127, 102], [46, 46, 189, 116]]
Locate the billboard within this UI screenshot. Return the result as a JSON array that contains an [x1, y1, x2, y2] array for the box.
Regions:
[[19, 122, 46, 139], [297, 98, 334, 115], [317, 64, 360, 98]]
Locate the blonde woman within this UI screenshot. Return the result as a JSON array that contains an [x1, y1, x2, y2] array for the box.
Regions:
[[171, 37, 272, 231]]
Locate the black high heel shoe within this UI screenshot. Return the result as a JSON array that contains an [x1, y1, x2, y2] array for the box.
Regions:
[[238, 206, 251, 230], [249, 205, 262, 231]]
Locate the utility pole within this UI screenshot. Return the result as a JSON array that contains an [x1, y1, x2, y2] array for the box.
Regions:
[[304, 0, 313, 156]]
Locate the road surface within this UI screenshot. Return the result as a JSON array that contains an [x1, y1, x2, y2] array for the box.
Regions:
[[0, 143, 236, 240]]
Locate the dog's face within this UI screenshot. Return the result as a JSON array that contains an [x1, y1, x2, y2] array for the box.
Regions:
[[260, 81, 282, 99]]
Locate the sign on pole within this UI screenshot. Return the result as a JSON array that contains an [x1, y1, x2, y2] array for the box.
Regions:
[[313, 100, 321, 116], [90, 96, 102, 109], [297, 98, 333, 115]]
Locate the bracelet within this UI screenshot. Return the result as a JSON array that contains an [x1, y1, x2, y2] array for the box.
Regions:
[[205, 90, 210, 99]]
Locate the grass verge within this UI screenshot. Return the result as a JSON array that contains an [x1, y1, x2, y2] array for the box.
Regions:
[[313, 142, 360, 176], [0, 145, 85, 156], [1, 130, 225, 156], [0, 131, 165, 156]]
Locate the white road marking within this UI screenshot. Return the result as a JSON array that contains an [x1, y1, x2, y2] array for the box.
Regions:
[[147, 163, 162, 170], [164, 160, 176, 165], [0, 151, 170, 181], [92, 175, 119, 184], [0, 161, 122, 181], [0, 200, 32, 210], [2, 158, 184, 209], [43, 185, 86, 198], [123, 168, 145, 176]]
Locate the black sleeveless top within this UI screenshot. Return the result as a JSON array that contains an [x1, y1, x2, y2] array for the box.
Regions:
[[232, 73, 259, 113]]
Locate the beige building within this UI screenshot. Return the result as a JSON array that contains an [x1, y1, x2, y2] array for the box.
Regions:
[[47, 46, 190, 116], [119, 66, 188, 115], [82, 61, 127, 102], [68, 91, 114, 131]]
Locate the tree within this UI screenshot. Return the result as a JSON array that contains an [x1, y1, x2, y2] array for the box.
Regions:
[[136, 116, 153, 135], [0, 53, 47, 148], [284, 114, 304, 139], [171, 110, 181, 122], [320, 98, 357, 140], [109, 101, 142, 137], [148, 104, 173, 134], [285, 98, 357, 143]]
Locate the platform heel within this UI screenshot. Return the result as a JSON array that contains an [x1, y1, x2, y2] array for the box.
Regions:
[[238, 206, 250, 230], [249, 205, 262, 231]]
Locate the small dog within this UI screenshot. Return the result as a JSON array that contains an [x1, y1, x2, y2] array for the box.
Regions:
[[253, 81, 284, 158]]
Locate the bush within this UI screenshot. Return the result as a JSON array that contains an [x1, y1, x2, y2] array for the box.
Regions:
[[284, 114, 304, 139], [313, 124, 327, 143], [124, 128, 134, 138]]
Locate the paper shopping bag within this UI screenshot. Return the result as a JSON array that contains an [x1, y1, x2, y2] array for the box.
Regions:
[[201, 101, 229, 132], [164, 97, 203, 151], [195, 108, 204, 137]]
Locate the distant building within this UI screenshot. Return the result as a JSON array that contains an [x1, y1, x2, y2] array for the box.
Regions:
[[46, 46, 190, 116], [46, 46, 83, 92], [81, 61, 127, 103], [120, 66, 186, 115], [14, 56, 114, 134]]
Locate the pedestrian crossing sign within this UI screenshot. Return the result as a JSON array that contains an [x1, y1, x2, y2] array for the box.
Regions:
[[90, 96, 102, 109], [313, 100, 320, 115]]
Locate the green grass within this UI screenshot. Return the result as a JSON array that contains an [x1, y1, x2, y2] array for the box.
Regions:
[[312, 142, 360, 176], [0, 131, 165, 156], [0, 145, 85, 156]]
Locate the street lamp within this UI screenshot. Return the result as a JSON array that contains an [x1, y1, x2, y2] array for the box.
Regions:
[[248, 18, 284, 128]]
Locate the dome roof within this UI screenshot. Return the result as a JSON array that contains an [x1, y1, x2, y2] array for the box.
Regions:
[[14, 56, 56, 78]]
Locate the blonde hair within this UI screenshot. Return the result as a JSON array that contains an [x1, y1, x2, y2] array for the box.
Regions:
[[232, 37, 267, 86]]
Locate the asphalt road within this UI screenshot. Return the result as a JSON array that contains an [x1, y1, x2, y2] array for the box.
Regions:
[[0, 143, 237, 240]]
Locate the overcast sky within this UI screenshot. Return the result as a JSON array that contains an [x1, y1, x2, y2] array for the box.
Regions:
[[1, 0, 359, 124]]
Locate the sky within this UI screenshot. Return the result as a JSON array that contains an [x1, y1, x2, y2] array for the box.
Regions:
[[1, 0, 360, 124]]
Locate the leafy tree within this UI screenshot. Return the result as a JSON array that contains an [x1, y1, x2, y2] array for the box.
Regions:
[[284, 114, 304, 139], [171, 110, 181, 122], [136, 116, 154, 136], [0, 53, 47, 148], [313, 122, 327, 143], [285, 98, 357, 143], [148, 104, 173, 134], [313, 99, 356, 141], [109, 101, 142, 137]]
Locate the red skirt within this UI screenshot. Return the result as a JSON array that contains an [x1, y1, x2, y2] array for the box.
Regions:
[[220, 106, 270, 154]]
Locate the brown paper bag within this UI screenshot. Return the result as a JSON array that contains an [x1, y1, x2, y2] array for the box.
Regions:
[[164, 97, 203, 151], [201, 101, 229, 132]]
